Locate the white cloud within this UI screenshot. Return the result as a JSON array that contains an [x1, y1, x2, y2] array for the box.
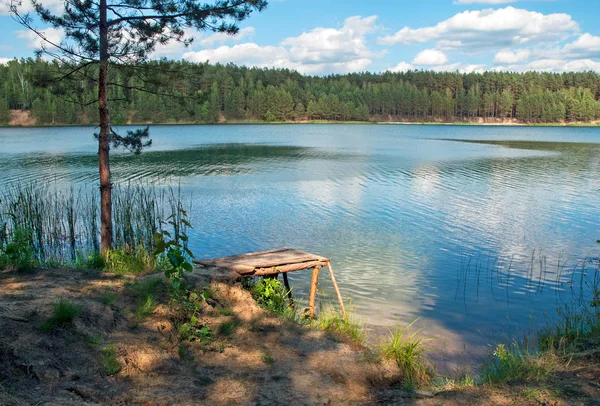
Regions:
[[388, 62, 415, 72], [493, 58, 600, 73], [0, 57, 13, 65], [561, 33, 600, 59], [198, 26, 255, 47], [0, 0, 63, 15], [493, 48, 530, 64], [15, 27, 64, 49], [183, 15, 381, 74], [152, 27, 255, 58], [388, 61, 485, 74], [378, 7, 579, 51], [453, 0, 517, 4], [412, 49, 448, 65]]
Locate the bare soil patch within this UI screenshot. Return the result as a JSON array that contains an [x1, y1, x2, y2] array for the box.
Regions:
[[0, 268, 598, 405]]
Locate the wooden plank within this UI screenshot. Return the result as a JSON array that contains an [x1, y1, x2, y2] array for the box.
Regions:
[[241, 260, 328, 276], [194, 248, 329, 272]]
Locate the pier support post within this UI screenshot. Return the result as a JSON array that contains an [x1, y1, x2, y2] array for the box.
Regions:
[[326, 261, 347, 319], [308, 265, 321, 318]]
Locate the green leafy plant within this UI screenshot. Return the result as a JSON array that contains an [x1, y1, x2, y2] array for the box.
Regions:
[[0, 228, 36, 272], [104, 246, 156, 275], [251, 278, 289, 313], [153, 202, 193, 291], [42, 299, 82, 332], [178, 316, 213, 343]]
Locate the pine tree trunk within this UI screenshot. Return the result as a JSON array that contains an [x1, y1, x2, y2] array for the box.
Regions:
[[99, 0, 112, 253]]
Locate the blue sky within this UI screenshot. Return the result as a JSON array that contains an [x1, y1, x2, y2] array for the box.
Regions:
[[1, 0, 600, 75]]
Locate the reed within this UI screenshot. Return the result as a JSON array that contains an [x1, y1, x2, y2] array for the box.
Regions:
[[0, 182, 189, 268]]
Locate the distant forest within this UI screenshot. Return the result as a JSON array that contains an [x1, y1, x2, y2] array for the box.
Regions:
[[2, 58, 600, 125]]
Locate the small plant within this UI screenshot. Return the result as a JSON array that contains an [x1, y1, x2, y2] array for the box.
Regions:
[[0, 228, 36, 272], [76, 252, 106, 270], [482, 342, 553, 384], [219, 308, 235, 316], [153, 202, 193, 291], [178, 316, 213, 343], [98, 291, 117, 306], [251, 278, 289, 313], [42, 299, 82, 332], [380, 320, 434, 390], [99, 344, 121, 375], [262, 351, 275, 364], [129, 277, 164, 320], [218, 320, 238, 336]]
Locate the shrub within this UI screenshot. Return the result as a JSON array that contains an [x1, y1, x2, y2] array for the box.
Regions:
[[251, 278, 289, 313], [0, 228, 36, 272]]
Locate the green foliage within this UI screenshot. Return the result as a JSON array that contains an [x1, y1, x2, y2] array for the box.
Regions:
[[153, 202, 193, 291], [380, 320, 435, 390], [5, 60, 600, 126], [42, 299, 82, 332], [104, 246, 157, 275], [76, 252, 106, 270], [99, 344, 121, 376], [0, 228, 36, 272], [178, 317, 213, 343], [251, 278, 289, 313], [482, 343, 553, 384]]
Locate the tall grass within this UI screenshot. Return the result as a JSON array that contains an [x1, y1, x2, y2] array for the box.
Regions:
[[380, 320, 435, 390], [0, 182, 189, 267]]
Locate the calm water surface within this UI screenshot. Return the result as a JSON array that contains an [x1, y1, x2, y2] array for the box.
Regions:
[[2, 124, 599, 366]]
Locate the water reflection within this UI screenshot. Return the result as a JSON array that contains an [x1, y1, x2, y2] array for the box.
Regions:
[[1, 124, 599, 364]]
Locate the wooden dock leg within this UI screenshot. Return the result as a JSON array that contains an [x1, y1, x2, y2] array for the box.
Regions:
[[309, 265, 321, 319], [326, 261, 347, 319], [282, 272, 294, 309]]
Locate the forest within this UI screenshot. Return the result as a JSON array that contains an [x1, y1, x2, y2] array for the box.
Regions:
[[2, 58, 600, 125]]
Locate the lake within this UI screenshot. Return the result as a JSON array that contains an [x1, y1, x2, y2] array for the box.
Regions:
[[1, 124, 599, 367]]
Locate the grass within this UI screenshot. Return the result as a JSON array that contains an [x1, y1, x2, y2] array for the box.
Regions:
[[218, 320, 238, 336], [482, 342, 554, 384], [262, 350, 275, 364], [104, 246, 157, 275], [129, 277, 165, 319], [41, 299, 82, 332], [99, 344, 121, 375], [312, 308, 367, 346], [380, 320, 435, 391], [98, 291, 117, 306]]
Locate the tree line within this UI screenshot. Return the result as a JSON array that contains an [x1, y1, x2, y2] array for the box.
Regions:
[[2, 58, 600, 125]]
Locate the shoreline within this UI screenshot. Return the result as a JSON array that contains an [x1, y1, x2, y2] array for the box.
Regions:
[[2, 120, 600, 129]]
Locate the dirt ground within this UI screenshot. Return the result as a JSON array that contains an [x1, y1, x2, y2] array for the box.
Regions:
[[0, 267, 598, 405]]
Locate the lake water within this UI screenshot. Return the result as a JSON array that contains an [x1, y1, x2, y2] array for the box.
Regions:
[[1, 124, 599, 367]]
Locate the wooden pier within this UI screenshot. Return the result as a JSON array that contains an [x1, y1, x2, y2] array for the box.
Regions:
[[193, 247, 346, 319]]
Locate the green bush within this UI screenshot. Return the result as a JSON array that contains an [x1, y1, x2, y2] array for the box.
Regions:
[[251, 278, 289, 313], [0, 228, 36, 272]]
